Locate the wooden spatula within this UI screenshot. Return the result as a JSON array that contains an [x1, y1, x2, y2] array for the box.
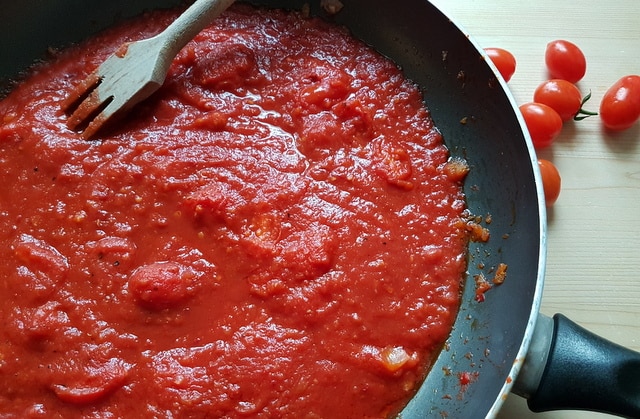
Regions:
[[62, 0, 235, 139]]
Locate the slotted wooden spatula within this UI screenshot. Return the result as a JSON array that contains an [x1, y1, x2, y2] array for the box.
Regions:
[[62, 0, 235, 139]]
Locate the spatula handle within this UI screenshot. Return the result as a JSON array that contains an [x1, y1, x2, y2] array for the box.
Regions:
[[160, 0, 236, 58]]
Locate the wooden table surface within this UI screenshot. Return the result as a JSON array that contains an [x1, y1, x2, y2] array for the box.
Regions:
[[429, 0, 640, 417]]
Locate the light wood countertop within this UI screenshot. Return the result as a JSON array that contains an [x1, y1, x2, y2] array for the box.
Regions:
[[429, 0, 640, 417]]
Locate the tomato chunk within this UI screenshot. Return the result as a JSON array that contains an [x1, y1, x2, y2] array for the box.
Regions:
[[128, 261, 196, 309]]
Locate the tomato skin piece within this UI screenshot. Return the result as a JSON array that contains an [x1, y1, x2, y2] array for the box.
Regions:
[[545, 40, 586, 83], [533, 79, 583, 121], [519, 102, 563, 149], [51, 358, 130, 405], [599, 75, 640, 131], [538, 159, 561, 206], [484, 47, 516, 82]]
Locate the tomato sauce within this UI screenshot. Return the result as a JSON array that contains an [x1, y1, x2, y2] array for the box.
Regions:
[[0, 5, 469, 418]]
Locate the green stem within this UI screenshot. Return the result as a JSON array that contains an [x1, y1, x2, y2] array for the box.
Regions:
[[573, 91, 599, 121]]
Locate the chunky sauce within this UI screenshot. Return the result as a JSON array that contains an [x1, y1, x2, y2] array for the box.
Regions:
[[0, 5, 469, 418]]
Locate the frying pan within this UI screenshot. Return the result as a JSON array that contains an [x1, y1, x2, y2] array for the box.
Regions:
[[1, 0, 639, 417]]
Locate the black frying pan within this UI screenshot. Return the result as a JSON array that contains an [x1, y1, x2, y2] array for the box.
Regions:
[[1, 0, 639, 417]]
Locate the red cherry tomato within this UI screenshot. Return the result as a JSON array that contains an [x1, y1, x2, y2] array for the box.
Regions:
[[533, 79, 582, 121], [484, 47, 516, 82], [545, 40, 587, 83], [599, 75, 640, 131], [538, 159, 561, 206], [519, 102, 563, 149]]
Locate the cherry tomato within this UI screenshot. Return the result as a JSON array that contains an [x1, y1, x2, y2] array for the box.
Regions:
[[484, 47, 516, 82], [599, 75, 640, 131], [519, 102, 563, 149], [538, 159, 561, 206], [533, 79, 582, 121], [545, 40, 586, 83]]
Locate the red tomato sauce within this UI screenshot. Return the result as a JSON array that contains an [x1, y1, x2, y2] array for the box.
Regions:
[[0, 5, 469, 418]]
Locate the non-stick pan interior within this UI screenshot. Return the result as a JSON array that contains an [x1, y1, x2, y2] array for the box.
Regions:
[[0, 1, 545, 417]]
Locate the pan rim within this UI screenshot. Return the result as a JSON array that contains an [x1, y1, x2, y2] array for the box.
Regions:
[[455, 23, 548, 419]]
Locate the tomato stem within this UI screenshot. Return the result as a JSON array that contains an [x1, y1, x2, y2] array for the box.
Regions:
[[573, 91, 598, 121]]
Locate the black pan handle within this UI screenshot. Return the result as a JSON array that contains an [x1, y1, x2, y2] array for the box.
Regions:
[[522, 313, 640, 417]]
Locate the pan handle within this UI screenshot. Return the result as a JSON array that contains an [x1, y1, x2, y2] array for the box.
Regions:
[[515, 313, 640, 417]]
